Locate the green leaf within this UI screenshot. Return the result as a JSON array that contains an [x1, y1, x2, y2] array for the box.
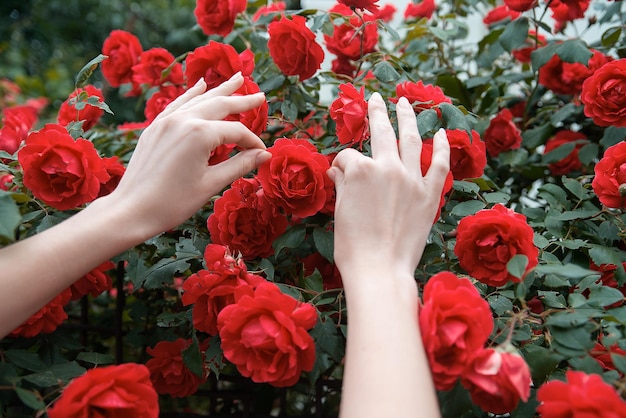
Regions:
[[588, 245, 626, 266], [600, 126, 626, 148], [0, 195, 20, 240], [531, 43, 558, 72], [601, 27, 622, 48], [555, 39, 592, 64], [75, 54, 108, 88], [578, 143, 598, 165], [498, 17, 529, 51], [142, 257, 192, 289], [522, 344, 563, 381], [553, 210, 599, 221], [4, 350, 46, 372], [280, 100, 298, 122], [416, 109, 440, 135], [453, 180, 480, 195], [372, 60, 401, 83], [535, 263, 600, 279], [587, 286, 625, 308], [204, 335, 225, 378], [310, 317, 344, 363], [488, 294, 514, 316], [522, 123, 552, 149], [507, 254, 529, 280], [450, 200, 486, 217], [76, 352, 114, 366], [549, 103, 579, 126], [14, 387, 45, 411], [22, 362, 86, 387], [313, 227, 334, 263], [182, 337, 205, 378], [273, 225, 306, 257], [303, 269, 324, 293], [439, 103, 472, 135]]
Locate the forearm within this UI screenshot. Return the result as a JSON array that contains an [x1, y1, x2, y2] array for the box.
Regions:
[[0, 194, 144, 338], [339, 268, 440, 418]]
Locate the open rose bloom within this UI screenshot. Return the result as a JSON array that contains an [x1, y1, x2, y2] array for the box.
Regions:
[[3, 0, 626, 416]]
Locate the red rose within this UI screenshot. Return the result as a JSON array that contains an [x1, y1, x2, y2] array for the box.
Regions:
[[461, 348, 532, 414], [324, 9, 378, 61], [392, 80, 452, 113], [69, 260, 115, 300], [146, 338, 207, 397], [185, 41, 255, 89], [548, 0, 590, 29], [329, 83, 370, 148], [537, 370, 626, 417], [18, 124, 110, 210], [217, 281, 317, 387], [101, 30, 143, 88], [539, 50, 612, 96], [483, 108, 522, 157], [10, 288, 71, 338], [268, 15, 325, 81], [194, 0, 246, 37], [224, 77, 268, 136], [145, 85, 185, 123], [512, 30, 546, 63], [543, 130, 588, 175], [590, 261, 626, 304], [338, 0, 380, 13], [98, 156, 126, 198], [503, 0, 536, 12], [182, 244, 266, 335], [57, 84, 105, 131], [47, 363, 159, 418], [592, 141, 626, 209], [590, 340, 626, 373], [252, 1, 286, 22], [207, 177, 289, 260], [257, 138, 334, 218], [419, 272, 494, 390], [438, 129, 486, 180], [0, 173, 14, 191], [131, 47, 183, 88], [483, 5, 520, 26], [331, 57, 358, 78], [0, 104, 38, 154], [581, 59, 626, 127], [375, 4, 397, 21], [404, 0, 436, 20], [420, 140, 454, 222], [454, 204, 539, 287], [302, 252, 343, 290]]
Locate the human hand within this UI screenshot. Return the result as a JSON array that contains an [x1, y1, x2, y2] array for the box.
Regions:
[[327, 93, 450, 287], [106, 72, 271, 240]]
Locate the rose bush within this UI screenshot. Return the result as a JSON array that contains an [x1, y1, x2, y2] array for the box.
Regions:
[[1, 0, 626, 416]]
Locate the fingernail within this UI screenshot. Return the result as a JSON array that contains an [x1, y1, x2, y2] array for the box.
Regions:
[[231, 71, 243, 80], [398, 96, 410, 107], [370, 92, 383, 102], [194, 77, 205, 87]]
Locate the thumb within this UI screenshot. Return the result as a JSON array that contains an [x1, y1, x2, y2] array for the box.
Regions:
[[327, 167, 345, 195], [205, 149, 271, 190]]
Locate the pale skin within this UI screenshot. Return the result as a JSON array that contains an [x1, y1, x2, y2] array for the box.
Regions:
[[328, 93, 449, 418], [0, 78, 448, 417]]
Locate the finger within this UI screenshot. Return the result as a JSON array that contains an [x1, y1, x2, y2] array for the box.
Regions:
[[326, 166, 345, 195], [156, 77, 207, 119], [396, 97, 422, 178], [189, 92, 266, 121], [204, 120, 267, 151], [171, 72, 247, 116], [331, 147, 367, 172], [203, 148, 271, 194], [368, 93, 399, 161], [424, 128, 451, 193]]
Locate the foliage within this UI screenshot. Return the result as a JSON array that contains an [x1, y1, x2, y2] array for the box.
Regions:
[[1, 0, 626, 416]]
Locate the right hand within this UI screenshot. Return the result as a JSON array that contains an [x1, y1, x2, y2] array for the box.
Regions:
[[327, 93, 450, 285]]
